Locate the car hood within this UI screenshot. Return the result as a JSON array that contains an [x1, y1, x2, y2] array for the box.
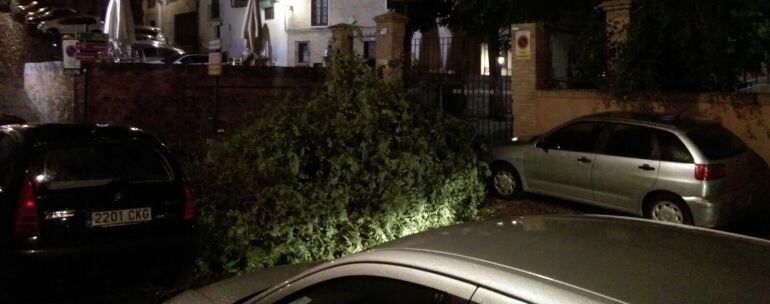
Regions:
[[166, 262, 322, 304]]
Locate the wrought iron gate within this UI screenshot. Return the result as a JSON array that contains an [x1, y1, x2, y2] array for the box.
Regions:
[[408, 35, 513, 144]]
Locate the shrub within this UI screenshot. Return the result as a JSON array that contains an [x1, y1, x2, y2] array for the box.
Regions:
[[191, 51, 487, 275]]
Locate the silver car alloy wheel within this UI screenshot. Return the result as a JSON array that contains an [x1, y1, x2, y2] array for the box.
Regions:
[[494, 170, 516, 196], [651, 201, 684, 224]]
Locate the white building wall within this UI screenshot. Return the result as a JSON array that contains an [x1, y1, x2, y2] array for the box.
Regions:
[[198, 0, 219, 52], [198, 0, 289, 66], [143, 0, 197, 47], [262, 2, 289, 66], [285, 0, 386, 66], [197, 0, 388, 66]]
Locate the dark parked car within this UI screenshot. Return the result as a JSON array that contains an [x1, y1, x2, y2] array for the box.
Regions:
[[0, 124, 195, 299], [15, 1, 39, 14], [168, 215, 770, 304], [133, 40, 186, 64], [25, 7, 77, 25], [173, 54, 209, 65], [135, 25, 168, 44], [0, 114, 25, 125]]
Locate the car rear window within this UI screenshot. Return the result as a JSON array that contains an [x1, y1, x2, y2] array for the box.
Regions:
[[687, 125, 747, 160], [41, 144, 173, 190]]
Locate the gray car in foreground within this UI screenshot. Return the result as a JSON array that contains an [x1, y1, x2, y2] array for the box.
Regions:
[[168, 215, 770, 304], [488, 112, 757, 227]]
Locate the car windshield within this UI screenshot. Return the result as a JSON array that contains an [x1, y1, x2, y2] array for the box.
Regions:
[[41, 144, 173, 190], [687, 124, 747, 160]]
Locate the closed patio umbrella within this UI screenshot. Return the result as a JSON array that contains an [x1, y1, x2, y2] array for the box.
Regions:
[[242, 0, 262, 59], [103, 0, 136, 60]]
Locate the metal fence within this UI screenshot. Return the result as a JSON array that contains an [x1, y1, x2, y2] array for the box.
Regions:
[[408, 35, 513, 144]]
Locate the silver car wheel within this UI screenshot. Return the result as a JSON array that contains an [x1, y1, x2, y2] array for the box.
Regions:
[[651, 201, 684, 224], [493, 170, 516, 196]]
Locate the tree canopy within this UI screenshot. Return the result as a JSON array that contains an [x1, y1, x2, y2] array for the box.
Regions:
[[609, 0, 770, 95], [390, 0, 770, 94]]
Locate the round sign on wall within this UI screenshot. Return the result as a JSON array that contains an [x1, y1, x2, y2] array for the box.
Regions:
[[66, 45, 78, 58], [517, 35, 529, 49], [515, 31, 532, 60]]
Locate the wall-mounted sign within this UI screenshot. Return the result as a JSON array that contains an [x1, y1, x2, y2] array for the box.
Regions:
[[62, 39, 81, 74], [232, 0, 248, 8], [74, 32, 108, 63], [515, 30, 531, 60], [209, 39, 222, 51], [209, 52, 223, 76]]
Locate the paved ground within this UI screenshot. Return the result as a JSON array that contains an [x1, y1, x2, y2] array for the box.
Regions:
[[482, 193, 770, 240]]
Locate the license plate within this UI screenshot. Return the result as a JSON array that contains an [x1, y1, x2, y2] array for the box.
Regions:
[[89, 207, 152, 228]]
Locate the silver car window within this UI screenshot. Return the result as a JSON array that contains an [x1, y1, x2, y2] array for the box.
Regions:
[[254, 263, 476, 303], [601, 124, 654, 159], [276, 276, 468, 304], [544, 121, 603, 153], [687, 124, 747, 160]]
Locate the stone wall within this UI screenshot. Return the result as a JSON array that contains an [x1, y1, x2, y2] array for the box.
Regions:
[[23, 62, 74, 123], [81, 64, 324, 152], [528, 89, 770, 163]]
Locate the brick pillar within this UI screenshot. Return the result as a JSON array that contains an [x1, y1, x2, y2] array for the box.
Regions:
[[374, 11, 408, 80], [329, 23, 354, 54], [511, 23, 549, 138], [599, 0, 632, 67]]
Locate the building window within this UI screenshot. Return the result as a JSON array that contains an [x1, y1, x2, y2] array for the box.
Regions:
[[297, 41, 310, 64], [264, 7, 274, 20], [211, 0, 221, 20], [148, 0, 156, 8], [311, 0, 328, 26], [363, 40, 376, 59]]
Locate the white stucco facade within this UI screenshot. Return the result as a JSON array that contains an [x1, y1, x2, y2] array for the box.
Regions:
[[194, 0, 386, 66], [197, 0, 290, 66], [143, 0, 198, 48], [146, 0, 391, 66]]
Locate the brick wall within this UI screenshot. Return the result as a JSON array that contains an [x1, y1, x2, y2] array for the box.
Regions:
[[511, 23, 546, 137], [81, 64, 324, 152]]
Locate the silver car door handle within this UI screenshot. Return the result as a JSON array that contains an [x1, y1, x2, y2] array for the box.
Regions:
[[638, 164, 655, 171], [577, 157, 591, 163]]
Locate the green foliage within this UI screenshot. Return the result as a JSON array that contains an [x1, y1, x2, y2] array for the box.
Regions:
[[190, 51, 487, 275], [609, 0, 770, 97]]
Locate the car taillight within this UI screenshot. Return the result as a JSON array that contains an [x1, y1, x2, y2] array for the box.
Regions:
[[695, 164, 726, 181], [183, 181, 194, 220], [13, 176, 40, 237]]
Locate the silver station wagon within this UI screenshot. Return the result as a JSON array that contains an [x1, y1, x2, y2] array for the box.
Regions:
[[487, 112, 756, 227]]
